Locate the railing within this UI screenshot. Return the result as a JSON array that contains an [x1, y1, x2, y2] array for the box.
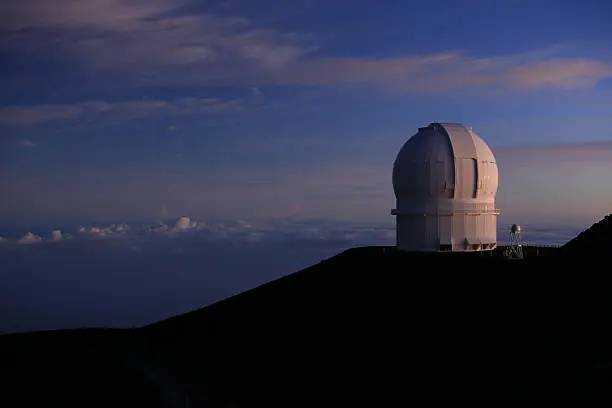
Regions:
[[499, 243, 562, 258], [501, 242, 562, 248]]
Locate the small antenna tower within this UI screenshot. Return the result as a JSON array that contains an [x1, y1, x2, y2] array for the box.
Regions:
[[504, 223, 524, 259]]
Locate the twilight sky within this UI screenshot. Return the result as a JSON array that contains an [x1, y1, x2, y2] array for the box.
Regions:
[[2, 0, 612, 229]]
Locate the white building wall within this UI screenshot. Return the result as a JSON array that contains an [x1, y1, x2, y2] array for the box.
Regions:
[[394, 210, 498, 252]]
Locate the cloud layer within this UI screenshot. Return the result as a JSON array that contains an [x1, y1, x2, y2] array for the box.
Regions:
[[0, 217, 395, 247], [0, 215, 581, 249], [0, 215, 584, 333]]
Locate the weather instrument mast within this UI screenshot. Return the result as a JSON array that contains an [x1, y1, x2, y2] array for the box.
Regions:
[[504, 224, 524, 259]]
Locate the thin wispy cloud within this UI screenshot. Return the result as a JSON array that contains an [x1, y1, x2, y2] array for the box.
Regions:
[[18, 139, 37, 148], [2, 0, 612, 93], [496, 140, 612, 168], [263, 54, 612, 92], [0, 97, 242, 126], [506, 59, 612, 89], [501, 140, 612, 153], [1, 0, 312, 73], [0, 215, 583, 333]]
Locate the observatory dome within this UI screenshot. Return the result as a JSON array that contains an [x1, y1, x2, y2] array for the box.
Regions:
[[391, 123, 499, 252]]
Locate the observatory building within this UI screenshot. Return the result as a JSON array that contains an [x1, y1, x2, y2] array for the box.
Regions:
[[391, 123, 500, 252]]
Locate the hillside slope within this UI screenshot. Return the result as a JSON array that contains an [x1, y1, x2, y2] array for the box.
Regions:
[[560, 214, 612, 257], [142, 245, 612, 404]]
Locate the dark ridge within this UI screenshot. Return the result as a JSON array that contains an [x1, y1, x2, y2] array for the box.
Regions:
[[139, 246, 612, 405], [2, 215, 612, 405], [560, 214, 612, 257]]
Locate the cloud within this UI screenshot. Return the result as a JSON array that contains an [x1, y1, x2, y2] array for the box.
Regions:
[[17, 232, 43, 244], [501, 140, 612, 153], [1, 0, 312, 72], [505, 59, 612, 89], [0, 217, 394, 247], [2, 1, 612, 93], [0, 221, 369, 332], [0, 0, 174, 31], [0, 97, 242, 126], [264, 54, 612, 92], [496, 141, 612, 168], [51, 230, 63, 241], [0, 214, 583, 249], [76, 223, 133, 238], [174, 216, 192, 231], [0, 215, 584, 333], [18, 139, 37, 148]]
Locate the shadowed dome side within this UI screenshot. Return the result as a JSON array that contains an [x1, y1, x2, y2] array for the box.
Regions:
[[392, 124, 455, 201]]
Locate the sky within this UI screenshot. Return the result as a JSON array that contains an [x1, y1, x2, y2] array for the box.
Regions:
[[1, 0, 612, 229], [1, 0, 612, 331]]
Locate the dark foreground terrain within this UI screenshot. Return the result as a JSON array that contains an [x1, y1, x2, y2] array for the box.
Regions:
[[2, 215, 612, 406]]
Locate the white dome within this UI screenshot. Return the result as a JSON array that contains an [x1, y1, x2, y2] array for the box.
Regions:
[[391, 123, 500, 252], [393, 122, 498, 202]]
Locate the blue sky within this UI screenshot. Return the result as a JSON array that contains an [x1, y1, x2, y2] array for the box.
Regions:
[[1, 0, 612, 228]]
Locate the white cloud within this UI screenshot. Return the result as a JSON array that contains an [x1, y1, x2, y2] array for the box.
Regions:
[[115, 224, 130, 233], [0, 215, 584, 249], [75, 223, 133, 238], [0, 217, 390, 246], [51, 230, 62, 241], [147, 221, 170, 234], [174, 216, 191, 230], [17, 232, 43, 244]]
